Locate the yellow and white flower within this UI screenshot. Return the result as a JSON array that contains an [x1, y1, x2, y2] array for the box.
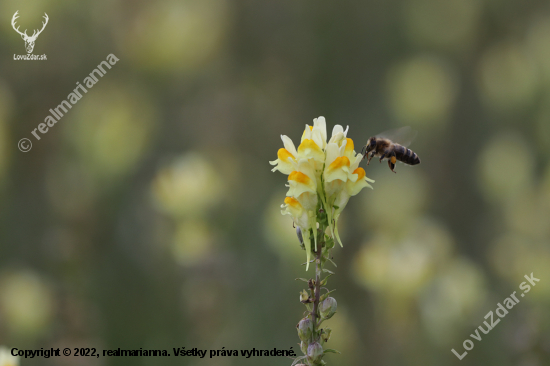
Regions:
[[324, 139, 355, 198], [271, 117, 374, 270], [270, 135, 298, 175], [302, 116, 327, 150], [281, 196, 316, 267], [287, 159, 318, 210], [281, 196, 309, 229]]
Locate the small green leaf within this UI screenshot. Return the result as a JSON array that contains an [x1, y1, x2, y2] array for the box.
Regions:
[[320, 289, 336, 302], [291, 356, 307, 365], [320, 274, 333, 286], [295, 278, 310, 283], [301, 259, 315, 266], [323, 349, 341, 354], [327, 258, 338, 267], [322, 269, 335, 274]]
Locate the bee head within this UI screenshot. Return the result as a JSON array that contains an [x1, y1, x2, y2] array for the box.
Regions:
[[366, 137, 376, 152]]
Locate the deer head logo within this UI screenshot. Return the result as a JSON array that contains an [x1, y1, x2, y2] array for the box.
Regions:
[[11, 11, 49, 54]]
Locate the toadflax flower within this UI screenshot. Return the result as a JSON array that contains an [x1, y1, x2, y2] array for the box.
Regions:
[[271, 117, 374, 270]]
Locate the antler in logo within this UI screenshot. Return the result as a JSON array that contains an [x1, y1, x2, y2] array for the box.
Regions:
[[11, 11, 49, 54]]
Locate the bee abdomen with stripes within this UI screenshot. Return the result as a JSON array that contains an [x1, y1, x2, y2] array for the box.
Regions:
[[394, 145, 420, 165]]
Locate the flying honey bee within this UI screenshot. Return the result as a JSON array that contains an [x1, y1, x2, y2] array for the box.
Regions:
[[362, 126, 420, 173]]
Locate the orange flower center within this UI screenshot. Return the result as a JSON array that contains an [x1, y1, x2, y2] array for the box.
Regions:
[[288, 171, 311, 185], [277, 148, 295, 161], [284, 196, 302, 209], [328, 156, 350, 171], [352, 167, 366, 180]]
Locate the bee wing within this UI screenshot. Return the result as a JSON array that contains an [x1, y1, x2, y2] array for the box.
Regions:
[[376, 126, 417, 147]]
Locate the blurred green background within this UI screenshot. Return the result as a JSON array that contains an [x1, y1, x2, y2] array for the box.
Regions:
[[1, 0, 550, 365]]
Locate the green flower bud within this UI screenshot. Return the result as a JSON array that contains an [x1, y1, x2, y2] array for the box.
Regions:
[[300, 289, 309, 303], [320, 297, 337, 319], [325, 237, 335, 249], [297, 317, 313, 342], [321, 327, 332, 343], [307, 341, 323, 364], [300, 341, 308, 355]]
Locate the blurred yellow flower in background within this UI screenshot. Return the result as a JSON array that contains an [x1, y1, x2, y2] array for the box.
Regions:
[[0, 347, 18, 366], [0, 271, 54, 339]]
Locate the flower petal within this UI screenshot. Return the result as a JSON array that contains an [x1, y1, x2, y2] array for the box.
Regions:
[[350, 154, 362, 171], [281, 135, 298, 157], [288, 171, 316, 195], [301, 125, 313, 142], [324, 156, 351, 183], [281, 196, 308, 228], [297, 139, 325, 163], [287, 159, 317, 198], [270, 148, 297, 174], [332, 124, 343, 137], [347, 167, 373, 196], [313, 116, 327, 148]]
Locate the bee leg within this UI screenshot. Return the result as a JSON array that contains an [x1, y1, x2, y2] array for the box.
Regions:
[[379, 152, 386, 163], [388, 155, 397, 173], [361, 148, 369, 161], [366, 151, 375, 165]]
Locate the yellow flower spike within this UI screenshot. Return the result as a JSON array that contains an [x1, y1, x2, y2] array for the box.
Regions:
[[273, 117, 375, 272]]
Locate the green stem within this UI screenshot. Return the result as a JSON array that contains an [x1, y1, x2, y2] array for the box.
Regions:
[[311, 236, 323, 332]]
